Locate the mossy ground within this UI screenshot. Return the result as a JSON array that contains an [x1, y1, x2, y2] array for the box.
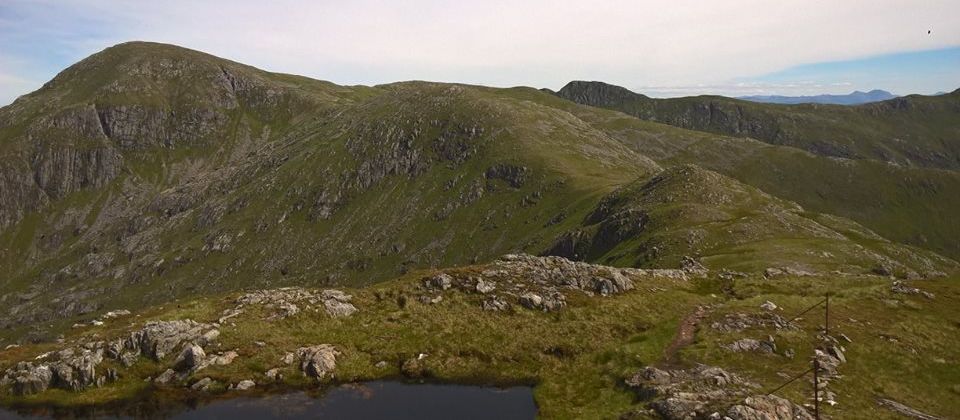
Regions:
[[2, 266, 957, 419]]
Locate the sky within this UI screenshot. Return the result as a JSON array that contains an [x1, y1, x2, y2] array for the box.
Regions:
[[0, 0, 958, 105]]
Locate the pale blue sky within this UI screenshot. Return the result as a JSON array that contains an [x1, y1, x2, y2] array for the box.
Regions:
[[1, 0, 958, 104]]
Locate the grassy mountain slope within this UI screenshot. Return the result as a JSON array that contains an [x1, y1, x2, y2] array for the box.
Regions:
[[0, 43, 666, 338], [511, 87, 960, 261], [0, 42, 955, 350], [554, 81, 960, 170], [543, 165, 953, 276]]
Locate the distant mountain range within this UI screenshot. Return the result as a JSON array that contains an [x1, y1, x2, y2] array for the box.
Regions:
[[738, 89, 896, 105]]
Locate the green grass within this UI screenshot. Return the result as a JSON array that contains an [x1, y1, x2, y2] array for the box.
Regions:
[[0, 265, 708, 418], [2, 265, 958, 419]]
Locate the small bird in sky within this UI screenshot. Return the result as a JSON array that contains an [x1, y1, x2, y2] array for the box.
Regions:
[[928, 30, 931, 34]]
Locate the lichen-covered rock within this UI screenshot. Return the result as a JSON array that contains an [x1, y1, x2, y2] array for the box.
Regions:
[[624, 364, 812, 419], [235, 379, 256, 390], [174, 343, 206, 372], [1, 347, 107, 395], [711, 312, 793, 333], [153, 369, 177, 385], [235, 288, 358, 319], [191, 377, 214, 391], [321, 290, 358, 318], [727, 395, 815, 420], [481, 295, 510, 311], [2, 363, 54, 395], [425, 273, 453, 290], [474, 278, 496, 294], [125, 320, 218, 361], [295, 345, 339, 380], [726, 338, 776, 354], [519, 292, 566, 312]]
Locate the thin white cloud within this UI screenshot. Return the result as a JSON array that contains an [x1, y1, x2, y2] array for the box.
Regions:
[[1, 0, 959, 104]]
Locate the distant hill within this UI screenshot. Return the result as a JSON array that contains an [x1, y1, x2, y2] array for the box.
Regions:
[[555, 80, 960, 170], [739, 89, 896, 105]]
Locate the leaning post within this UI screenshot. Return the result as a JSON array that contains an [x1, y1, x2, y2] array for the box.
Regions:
[[813, 357, 820, 419], [825, 293, 830, 337]]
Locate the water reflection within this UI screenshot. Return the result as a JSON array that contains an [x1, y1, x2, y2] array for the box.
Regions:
[[0, 381, 536, 419]]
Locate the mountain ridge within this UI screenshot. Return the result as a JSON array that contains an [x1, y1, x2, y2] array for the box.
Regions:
[[738, 89, 897, 105], [0, 42, 954, 337]]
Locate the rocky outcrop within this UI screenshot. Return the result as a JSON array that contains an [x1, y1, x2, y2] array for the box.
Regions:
[[518, 292, 566, 312], [416, 254, 695, 313], [235, 287, 358, 319], [122, 320, 219, 361], [285, 345, 339, 381], [321, 290, 359, 318], [710, 312, 794, 333], [727, 395, 816, 420], [891, 280, 935, 299], [1, 318, 223, 395], [624, 365, 812, 420], [1, 347, 106, 395], [726, 338, 776, 354]]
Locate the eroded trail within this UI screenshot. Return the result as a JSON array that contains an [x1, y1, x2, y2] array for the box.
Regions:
[[661, 305, 712, 367]]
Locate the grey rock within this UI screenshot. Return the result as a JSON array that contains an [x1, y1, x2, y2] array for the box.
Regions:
[[154, 369, 178, 385], [482, 296, 510, 311], [265, 368, 283, 382], [322, 290, 358, 318], [425, 273, 453, 290], [727, 395, 814, 420], [174, 343, 206, 371], [235, 379, 256, 390], [296, 344, 339, 380], [125, 319, 218, 361], [727, 338, 776, 354], [191, 377, 214, 391], [877, 398, 942, 420], [4, 363, 54, 395], [475, 278, 496, 294], [519, 292, 566, 312]]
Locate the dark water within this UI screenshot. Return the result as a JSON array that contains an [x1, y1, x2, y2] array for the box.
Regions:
[[0, 381, 536, 419]]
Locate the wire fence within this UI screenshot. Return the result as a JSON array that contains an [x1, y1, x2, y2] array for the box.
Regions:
[[765, 293, 831, 419]]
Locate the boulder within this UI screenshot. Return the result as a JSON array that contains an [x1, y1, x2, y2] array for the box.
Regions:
[[401, 358, 426, 378], [475, 278, 496, 294], [265, 368, 283, 382], [322, 290, 358, 318], [125, 320, 218, 361], [191, 377, 214, 391], [174, 343, 206, 371], [154, 369, 177, 385], [296, 345, 339, 380], [4, 363, 54, 395], [519, 292, 566, 312], [235, 379, 256, 390], [481, 296, 510, 311], [425, 273, 453, 290]]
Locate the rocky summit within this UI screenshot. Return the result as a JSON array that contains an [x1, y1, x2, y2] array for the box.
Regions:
[[0, 42, 959, 419]]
